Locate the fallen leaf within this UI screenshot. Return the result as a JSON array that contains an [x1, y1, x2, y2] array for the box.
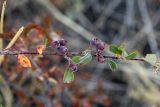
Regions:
[[17, 55, 32, 67], [37, 45, 45, 54]]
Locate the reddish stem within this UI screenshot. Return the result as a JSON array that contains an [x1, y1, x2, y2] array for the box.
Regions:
[[0, 51, 145, 61]]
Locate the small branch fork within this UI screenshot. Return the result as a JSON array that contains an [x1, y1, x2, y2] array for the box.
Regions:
[[0, 50, 145, 62]]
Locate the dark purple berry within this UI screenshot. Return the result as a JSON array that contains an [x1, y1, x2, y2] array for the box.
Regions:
[[59, 38, 67, 46], [97, 55, 105, 63], [90, 38, 98, 46], [97, 49, 103, 55], [69, 63, 78, 72], [57, 46, 67, 55], [51, 41, 60, 48], [96, 42, 105, 51]]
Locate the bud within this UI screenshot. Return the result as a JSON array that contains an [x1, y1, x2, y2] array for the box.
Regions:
[[96, 42, 105, 51], [59, 38, 67, 46], [90, 38, 98, 46], [57, 46, 68, 55], [97, 55, 105, 63], [51, 41, 60, 48], [97, 49, 103, 55], [69, 63, 78, 72]]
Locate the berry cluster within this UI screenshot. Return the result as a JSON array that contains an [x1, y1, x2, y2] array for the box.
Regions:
[[51, 38, 78, 72], [51, 37, 107, 72], [90, 38, 106, 63], [51, 38, 68, 55]]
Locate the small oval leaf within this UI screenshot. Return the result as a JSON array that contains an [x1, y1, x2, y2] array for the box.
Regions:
[[71, 56, 81, 64], [122, 49, 128, 57], [108, 60, 117, 71], [79, 52, 92, 65], [119, 44, 129, 57], [63, 69, 74, 83], [109, 44, 118, 54], [116, 49, 123, 56], [109, 44, 122, 56], [144, 54, 157, 65], [125, 51, 137, 59]]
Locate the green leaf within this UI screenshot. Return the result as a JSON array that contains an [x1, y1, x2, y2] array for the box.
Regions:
[[44, 39, 48, 46], [118, 43, 128, 57], [122, 49, 128, 57], [79, 52, 92, 65], [125, 51, 138, 59], [108, 60, 117, 71], [63, 69, 74, 83], [144, 54, 157, 65], [109, 44, 122, 56], [118, 43, 125, 50], [71, 56, 81, 64], [116, 49, 123, 56], [118, 44, 126, 55], [110, 44, 119, 54]]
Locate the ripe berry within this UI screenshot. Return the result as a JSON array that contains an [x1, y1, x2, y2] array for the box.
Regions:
[[59, 38, 67, 46], [57, 46, 67, 55], [69, 63, 78, 72], [51, 41, 60, 48], [96, 42, 105, 51], [97, 55, 105, 63], [90, 38, 98, 46], [97, 49, 103, 55]]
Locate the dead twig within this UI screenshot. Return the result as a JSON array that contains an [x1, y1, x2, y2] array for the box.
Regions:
[[5, 26, 24, 50], [137, 0, 158, 54], [35, 0, 96, 41], [0, 0, 6, 65]]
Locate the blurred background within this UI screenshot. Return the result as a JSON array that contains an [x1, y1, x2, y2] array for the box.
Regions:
[[0, 0, 160, 107]]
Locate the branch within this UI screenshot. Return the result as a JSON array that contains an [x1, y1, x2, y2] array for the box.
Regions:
[[0, 50, 145, 62]]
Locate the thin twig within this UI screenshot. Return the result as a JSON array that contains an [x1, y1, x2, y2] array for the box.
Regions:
[[0, 0, 6, 65], [35, 0, 96, 41], [95, 0, 122, 28], [113, 0, 135, 44], [126, 9, 160, 51], [0, 50, 145, 61], [0, 0, 6, 33], [5, 26, 24, 50], [137, 0, 158, 54], [0, 75, 13, 107]]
